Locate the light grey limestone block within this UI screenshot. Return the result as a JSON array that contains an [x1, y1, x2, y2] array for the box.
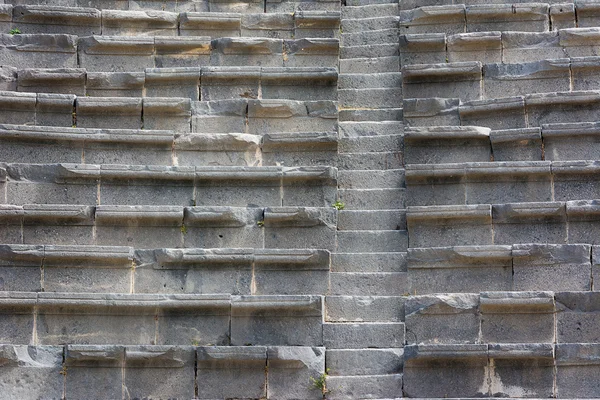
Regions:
[[405, 293, 480, 344], [337, 169, 405, 190], [267, 0, 340, 13], [0, 33, 77, 68], [339, 87, 401, 108], [17, 68, 85, 95], [0, 292, 36, 344], [331, 252, 406, 273], [338, 72, 401, 91], [556, 343, 600, 398], [336, 230, 408, 253], [340, 43, 398, 59], [403, 97, 460, 127], [65, 345, 124, 400], [157, 295, 231, 346], [339, 108, 403, 122], [77, 0, 128, 8], [78, 36, 155, 72], [560, 27, 600, 57], [447, 31, 502, 63], [488, 343, 555, 398], [36, 93, 74, 127], [406, 204, 493, 247], [231, 295, 323, 346], [143, 97, 191, 132], [323, 322, 405, 349], [484, 59, 571, 99], [0, 125, 83, 164], [338, 120, 403, 137], [196, 346, 267, 400], [130, 0, 198, 11], [480, 291, 555, 343], [325, 296, 405, 322], [337, 152, 403, 171], [572, 0, 600, 27], [123, 346, 195, 400], [192, 99, 247, 134], [460, 96, 526, 130], [241, 13, 294, 38], [543, 121, 600, 161], [0, 345, 64, 400], [0, 91, 35, 125], [76, 97, 142, 129], [144, 67, 198, 99], [0, 244, 41, 292], [262, 134, 338, 168], [337, 188, 404, 211], [281, 167, 337, 208], [207, 0, 263, 14], [247, 99, 337, 134], [294, 10, 340, 39], [403, 61, 482, 101], [326, 374, 403, 400], [399, 33, 446, 66], [550, 3, 575, 30], [267, 346, 325, 400], [466, 161, 552, 205], [341, 3, 397, 19], [85, 71, 145, 97], [570, 56, 600, 91], [201, 66, 259, 101], [12, 5, 101, 35], [330, 272, 408, 296], [0, 66, 17, 92], [326, 348, 403, 376], [341, 28, 398, 46], [174, 132, 261, 167], [466, 4, 549, 33], [553, 160, 600, 202], [512, 243, 590, 291], [404, 125, 491, 164], [284, 38, 339, 68], [555, 291, 600, 343], [154, 36, 211, 68], [211, 37, 284, 67], [344, 15, 397, 33], [526, 91, 600, 127], [0, 205, 23, 244], [502, 31, 563, 63], [399, 5, 465, 35], [403, 344, 489, 398], [492, 202, 568, 246], [180, 11, 240, 38], [101, 9, 178, 36], [405, 164, 467, 207], [337, 210, 405, 231], [408, 246, 512, 294], [490, 127, 542, 161]]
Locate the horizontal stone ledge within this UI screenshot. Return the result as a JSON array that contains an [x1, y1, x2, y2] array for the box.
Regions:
[[459, 96, 525, 115], [201, 66, 260, 83], [66, 345, 195, 368], [13, 5, 101, 27], [76, 97, 142, 115], [490, 127, 541, 143], [406, 204, 492, 222], [0, 91, 36, 110], [559, 27, 600, 46], [17, 68, 85, 86], [0, 244, 44, 265], [196, 346, 266, 365], [512, 243, 591, 265], [183, 206, 260, 227], [399, 33, 446, 51], [65, 345, 124, 367], [78, 35, 155, 55], [566, 199, 600, 220], [180, 12, 241, 30], [263, 207, 335, 227], [95, 205, 184, 226], [284, 38, 339, 55], [0, 33, 77, 53], [142, 97, 191, 116], [399, 5, 465, 25], [247, 99, 338, 119], [402, 61, 482, 83], [556, 343, 600, 366], [570, 56, 600, 70], [0, 205, 23, 221], [174, 133, 260, 151], [555, 291, 600, 312], [211, 37, 283, 54], [22, 204, 94, 224], [0, 124, 174, 145], [154, 37, 211, 54], [86, 71, 145, 90], [483, 58, 570, 81], [241, 13, 294, 31], [465, 161, 551, 179], [405, 293, 479, 316], [551, 160, 600, 176], [405, 163, 466, 181], [479, 291, 555, 313], [407, 245, 512, 269], [404, 344, 489, 362], [231, 295, 323, 316], [0, 292, 37, 308], [193, 166, 337, 183], [260, 67, 338, 85], [101, 10, 178, 29], [542, 121, 600, 137], [447, 31, 502, 50], [294, 10, 340, 28], [0, 345, 62, 368], [261, 132, 338, 152], [404, 126, 490, 141], [99, 164, 195, 181], [525, 90, 600, 107], [488, 343, 554, 359], [145, 66, 201, 82], [466, 3, 549, 20], [43, 245, 134, 267], [492, 201, 566, 223]]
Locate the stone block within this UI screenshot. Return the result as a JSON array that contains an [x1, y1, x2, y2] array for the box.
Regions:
[[399, 5, 465, 35], [323, 322, 404, 349], [231, 295, 323, 346], [556, 343, 600, 398], [399, 33, 446, 65], [403, 97, 460, 127], [0, 66, 17, 92], [403, 344, 489, 398], [0, 292, 36, 344], [480, 291, 555, 343], [402, 61, 482, 101], [22, 204, 94, 246], [331, 252, 406, 273], [174, 132, 261, 167], [13, 5, 101, 35], [406, 162, 467, 206], [192, 99, 248, 134], [526, 91, 600, 127], [408, 246, 512, 294], [0, 91, 36, 125], [405, 293, 480, 344], [326, 348, 403, 376], [0, 244, 42, 292], [17, 68, 85, 95], [101, 9, 178, 36], [466, 4, 549, 33], [76, 97, 142, 129], [337, 209, 405, 230], [36, 93, 75, 127], [262, 132, 338, 167], [154, 37, 211, 68], [241, 13, 294, 38], [556, 291, 600, 343], [247, 99, 337, 134], [447, 31, 502, 63], [551, 3, 575, 30], [201, 66, 260, 101], [143, 97, 191, 132], [267, 346, 325, 400], [490, 127, 542, 161], [284, 38, 339, 68], [492, 202, 568, 246], [0, 345, 64, 400], [295, 10, 340, 39], [211, 37, 284, 67], [86, 71, 145, 97], [0, 33, 77, 69], [336, 230, 408, 253], [78, 36, 154, 72], [0, 125, 85, 164], [543, 121, 600, 161], [553, 160, 600, 202], [330, 272, 408, 296], [325, 296, 405, 322], [406, 204, 493, 247], [502, 32, 563, 63], [459, 96, 526, 130], [560, 27, 600, 57], [123, 346, 195, 400], [196, 346, 267, 399], [180, 11, 241, 37], [326, 374, 403, 400], [65, 345, 124, 400], [570, 57, 600, 90]]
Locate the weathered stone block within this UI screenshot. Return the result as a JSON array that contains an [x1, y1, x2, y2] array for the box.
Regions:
[[490, 128, 542, 161], [556, 291, 600, 343], [325, 296, 405, 322], [78, 36, 154, 72], [267, 346, 325, 400], [556, 343, 600, 398], [323, 322, 404, 349], [65, 345, 124, 400], [400, 33, 446, 65]]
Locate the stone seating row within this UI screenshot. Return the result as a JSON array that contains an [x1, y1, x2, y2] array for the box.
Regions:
[[0, 33, 339, 69], [0, 5, 340, 38]]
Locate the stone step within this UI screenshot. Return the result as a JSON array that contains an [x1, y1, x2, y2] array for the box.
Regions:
[[325, 295, 405, 322], [0, 244, 333, 295], [338, 209, 406, 230], [338, 72, 402, 89], [336, 230, 408, 252], [339, 87, 403, 108], [339, 135, 403, 155], [1, 163, 337, 207], [323, 322, 405, 349], [346, 0, 400, 7], [341, 28, 399, 46], [338, 168, 405, 189], [329, 272, 409, 295], [340, 56, 400, 73], [339, 107, 403, 122], [338, 151, 403, 170], [0, 291, 324, 346], [341, 16, 399, 33], [340, 43, 399, 59], [341, 3, 399, 20], [338, 188, 406, 210], [326, 374, 404, 399], [332, 252, 407, 273], [326, 348, 404, 375]]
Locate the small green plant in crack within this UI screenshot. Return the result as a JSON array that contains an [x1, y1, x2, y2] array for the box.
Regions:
[[310, 368, 330, 398], [256, 220, 264, 227], [180, 225, 188, 235], [9, 28, 21, 35], [331, 201, 345, 211]]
